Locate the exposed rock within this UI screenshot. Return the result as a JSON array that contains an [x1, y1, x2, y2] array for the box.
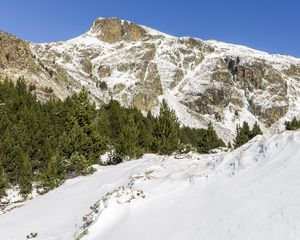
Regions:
[[113, 83, 126, 95], [0, 31, 38, 71], [132, 63, 162, 111], [170, 68, 184, 88], [98, 66, 111, 78], [284, 64, 300, 78], [132, 93, 159, 111], [250, 101, 289, 125], [178, 37, 215, 53], [187, 86, 243, 115], [90, 18, 148, 43], [80, 58, 93, 75]]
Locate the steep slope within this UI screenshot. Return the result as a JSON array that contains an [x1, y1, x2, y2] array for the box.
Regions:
[[1, 18, 300, 141], [0, 131, 300, 239]]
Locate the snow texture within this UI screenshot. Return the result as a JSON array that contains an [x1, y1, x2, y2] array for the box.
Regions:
[[1, 131, 300, 239]]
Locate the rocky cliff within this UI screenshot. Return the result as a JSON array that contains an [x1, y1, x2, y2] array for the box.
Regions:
[[1, 18, 300, 142]]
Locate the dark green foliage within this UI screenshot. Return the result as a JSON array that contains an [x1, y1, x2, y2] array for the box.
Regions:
[[96, 81, 108, 90], [0, 80, 106, 196], [40, 154, 61, 191], [180, 122, 225, 153], [67, 152, 89, 176], [0, 79, 228, 196], [116, 115, 143, 158], [198, 122, 225, 153], [0, 167, 7, 198], [234, 121, 263, 148], [285, 117, 300, 130], [153, 100, 180, 154], [250, 121, 263, 138]]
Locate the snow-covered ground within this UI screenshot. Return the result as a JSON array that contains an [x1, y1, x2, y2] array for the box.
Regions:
[[1, 131, 300, 239]]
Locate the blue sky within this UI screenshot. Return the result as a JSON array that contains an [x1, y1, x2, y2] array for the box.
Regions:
[[1, 0, 300, 57]]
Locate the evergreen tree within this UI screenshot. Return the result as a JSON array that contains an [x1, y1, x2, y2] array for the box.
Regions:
[[116, 115, 143, 158], [198, 122, 225, 153], [285, 117, 300, 130], [68, 152, 89, 176], [234, 124, 249, 148], [0, 166, 7, 198], [106, 99, 125, 140], [59, 123, 91, 159], [13, 145, 33, 195], [139, 111, 155, 152], [96, 108, 111, 138], [40, 154, 61, 191], [66, 87, 96, 131], [154, 100, 180, 154], [250, 121, 263, 138], [180, 123, 224, 153], [234, 121, 263, 148]]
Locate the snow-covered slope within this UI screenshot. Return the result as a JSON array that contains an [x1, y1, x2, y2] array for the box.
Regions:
[[1, 131, 300, 239]]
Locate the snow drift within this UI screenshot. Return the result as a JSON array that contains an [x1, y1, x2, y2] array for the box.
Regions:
[[1, 131, 300, 239]]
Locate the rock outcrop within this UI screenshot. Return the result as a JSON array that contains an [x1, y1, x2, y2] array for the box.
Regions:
[[90, 18, 148, 43]]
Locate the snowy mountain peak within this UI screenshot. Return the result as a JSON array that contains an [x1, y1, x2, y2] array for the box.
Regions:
[[88, 17, 153, 43], [1, 19, 300, 143]]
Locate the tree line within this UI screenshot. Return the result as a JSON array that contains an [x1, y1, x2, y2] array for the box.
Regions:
[[0, 79, 225, 198]]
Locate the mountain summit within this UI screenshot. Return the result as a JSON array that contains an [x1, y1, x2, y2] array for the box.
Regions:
[[1, 18, 300, 141], [89, 18, 149, 43]]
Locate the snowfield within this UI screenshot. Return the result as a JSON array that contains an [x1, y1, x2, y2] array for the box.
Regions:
[[1, 131, 300, 239]]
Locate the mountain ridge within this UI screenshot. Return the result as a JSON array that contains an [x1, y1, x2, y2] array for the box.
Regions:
[[1, 18, 300, 142]]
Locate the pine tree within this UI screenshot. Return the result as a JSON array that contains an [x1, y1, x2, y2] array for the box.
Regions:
[[116, 115, 143, 158], [68, 152, 89, 176], [285, 117, 300, 130], [66, 87, 96, 131], [0, 166, 7, 198], [234, 123, 249, 148], [58, 123, 91, 161], [96, 108, 111, 137], [154, 100, 180, 154], [13, 145, 33, 195], [198, 122, 225, 153], [139, 111, 155, 152], [106, 99, 125, 140], [40, 154, 62, 191], [234, 121, 262, 148], [88, 125, 108, 163], [250, 121, 262, 138]]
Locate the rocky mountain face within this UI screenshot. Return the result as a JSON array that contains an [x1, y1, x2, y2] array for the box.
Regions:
[[1, 18, 300, 142]]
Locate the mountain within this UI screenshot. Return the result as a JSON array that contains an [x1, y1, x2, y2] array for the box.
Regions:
[[1, 18, 300, 141], [1, 131, 300, 239]]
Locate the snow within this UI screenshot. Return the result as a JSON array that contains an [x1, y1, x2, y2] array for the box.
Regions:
[[1, 131, 300, 239], [206, 39, 300, 69]]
